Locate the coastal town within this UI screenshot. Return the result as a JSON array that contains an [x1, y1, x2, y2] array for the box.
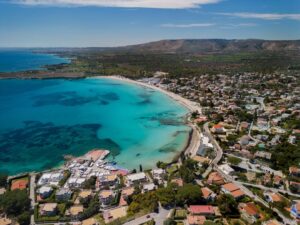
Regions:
[[0, 71, 300, 225]]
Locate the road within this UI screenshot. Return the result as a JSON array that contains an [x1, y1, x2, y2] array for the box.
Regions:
[[30, 173, 36, 225], [201, 122, 223, 178], [215, 167, 296, 225], [124, 206, 170, 225], [202, 121, 296, 225]]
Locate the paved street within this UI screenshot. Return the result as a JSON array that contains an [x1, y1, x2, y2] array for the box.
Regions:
[[124, 206, 170, 225]]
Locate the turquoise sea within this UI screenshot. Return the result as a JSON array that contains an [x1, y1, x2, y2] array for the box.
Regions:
[[0, 78, 191, 174], [0, 50, 70, 72]]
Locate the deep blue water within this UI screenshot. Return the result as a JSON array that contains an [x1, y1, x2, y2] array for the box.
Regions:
[[0, 50, 70, 72], [0, 78, 190, 174]]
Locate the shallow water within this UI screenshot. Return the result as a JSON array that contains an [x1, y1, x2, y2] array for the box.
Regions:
[[0, 78, 190, 174]]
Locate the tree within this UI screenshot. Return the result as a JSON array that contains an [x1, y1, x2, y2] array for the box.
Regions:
[[179, 159, 198, 183], [175, 184, 202, 206], [17, 212, 31, 225], [0, 174, 7, 188], [156, 187, 176, 207], [216, 194, 238, 215], [82, 176, 97, 189], [0, 190, 31, 216], [164, 218, 176, 225], [227, 156, 242, 166]]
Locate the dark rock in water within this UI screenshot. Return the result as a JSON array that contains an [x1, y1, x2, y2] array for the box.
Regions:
[[136, 153, 141, 157], [0, 121, 121, 174]]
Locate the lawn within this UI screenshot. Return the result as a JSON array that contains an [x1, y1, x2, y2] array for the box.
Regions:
[[174, 209, 187, 219]]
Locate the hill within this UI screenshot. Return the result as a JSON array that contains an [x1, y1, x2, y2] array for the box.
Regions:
[[119, 39, 300, 53]]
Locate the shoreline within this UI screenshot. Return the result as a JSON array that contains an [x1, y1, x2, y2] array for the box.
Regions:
[[5, 75, 202, 177], [97, 75, 201, 161]]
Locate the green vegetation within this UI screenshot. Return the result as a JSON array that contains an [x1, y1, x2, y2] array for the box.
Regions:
[[179, 159, 198, 183], [128, 191, 158, 216], [59, 170, 71, 187], [227, 156, 242, 165], [0, 189, 31, 225], [174, 209, 186, 220], [216, 194, 239, 216], [82, 176, 97, 189]]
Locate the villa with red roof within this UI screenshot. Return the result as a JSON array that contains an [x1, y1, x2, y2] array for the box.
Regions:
[[221, 183, 245, 200], [188, 205, 215, 217]]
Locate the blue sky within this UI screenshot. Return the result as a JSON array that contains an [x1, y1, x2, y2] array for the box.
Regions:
[[0, 0, 299, 47]]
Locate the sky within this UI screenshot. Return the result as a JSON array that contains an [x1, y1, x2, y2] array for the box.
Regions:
[[0, 0, 299, 47]]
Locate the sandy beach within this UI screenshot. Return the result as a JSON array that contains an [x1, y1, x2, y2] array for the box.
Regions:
[[97, 75, 202, 159]]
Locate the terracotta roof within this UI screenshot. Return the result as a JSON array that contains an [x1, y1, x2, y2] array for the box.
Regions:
[[222, 183, 239, 192], [188, 205, 215, 215], [269, 193, 282, 202], [240, 202, 259, 216], [201, 187, 213, 199], [213, 124, 223, 129], [231, 189, 245, 198], [207, 172, 224, 185]]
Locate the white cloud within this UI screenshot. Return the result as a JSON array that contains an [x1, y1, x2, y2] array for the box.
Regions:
[[161, 23, 215, 28], [13, 0, 222, 9], [219, 12, 300, 21]]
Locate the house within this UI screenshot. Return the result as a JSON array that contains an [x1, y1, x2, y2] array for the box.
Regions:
[[151, 168, 165, 181], [221, 183, 245, 199], [207, 172, 224, 185], [171, 178, 184, 187], [37, 186, 53, 199], [67, 177, 86, 188], [0, 217, 12, 225], [56, 188, 73, 201], [40, 203, 57, 216], [143, 183, 156, 192], [254, 151, 272, 160], [119, 187, 135, 206], [240, 135, 251, 146], [238, 202, 261, 224], [187, 215, 206, 225], [38, 172, 64, 186], [103, 206, 128, 223], [126, 172, 147, 186], [289, 166, 300, 177], [68, 205, 84, 218], [211, 124, 226, 134], [11, 179, 28, 191], [99, 190, 115, 206], [218, 164, 235, 175], [192, 156, 211, 166], [99, 174, 119, 187], [78, 190, 93, 200], [290, 202, 300, 219], [188, 205, 215, 217], [82, 218, 99, 225], [201, 187, 216, 201], [240, 122, 250, 131], [263, 220, 283, 225], [263, 192, 283, 203], [290, 181, 300, 193]]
